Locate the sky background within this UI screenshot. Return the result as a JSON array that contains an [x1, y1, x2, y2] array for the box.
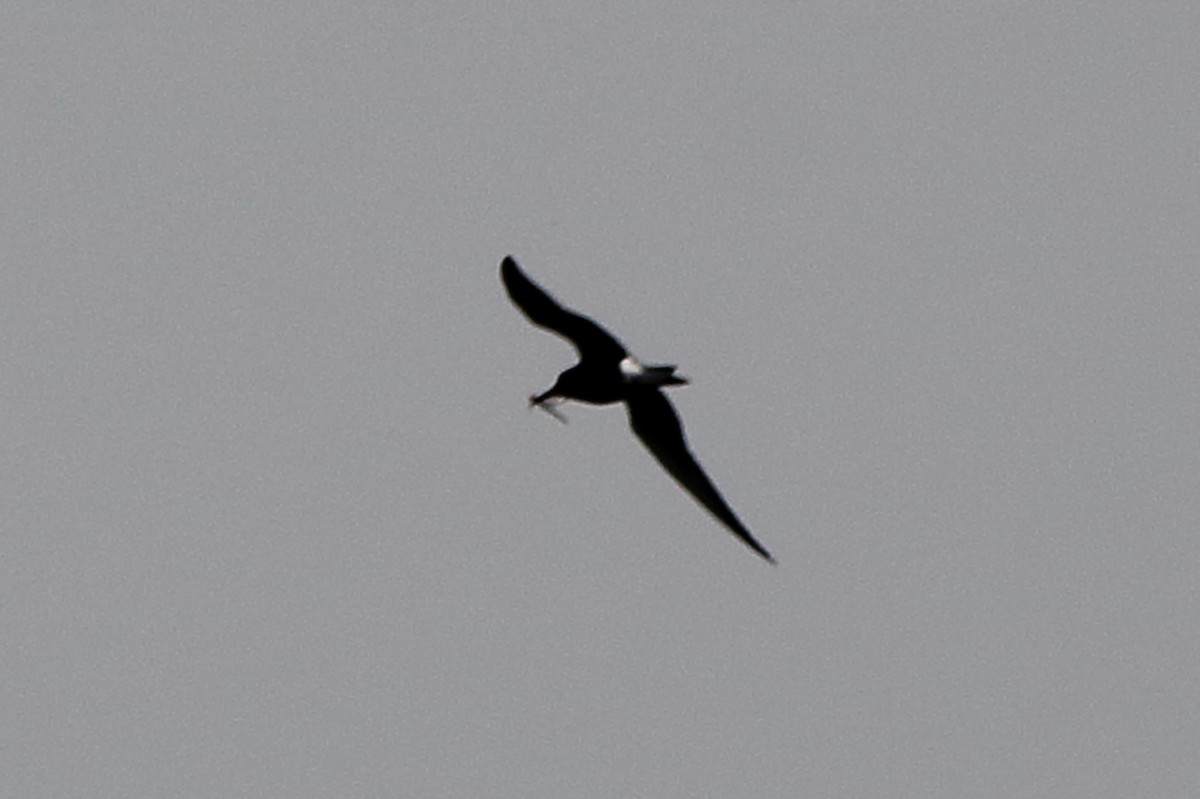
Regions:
[[3, 3, 1198, 797]]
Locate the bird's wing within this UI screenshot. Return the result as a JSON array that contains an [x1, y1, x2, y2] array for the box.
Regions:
[[626, 388, 774, 563], [501, 256, 627, 363]]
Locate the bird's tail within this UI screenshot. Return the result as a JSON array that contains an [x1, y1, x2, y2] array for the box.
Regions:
[[641, 364, 688, 387]]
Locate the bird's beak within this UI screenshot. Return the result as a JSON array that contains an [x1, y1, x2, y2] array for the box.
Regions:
[[529, 392, 568, 424]]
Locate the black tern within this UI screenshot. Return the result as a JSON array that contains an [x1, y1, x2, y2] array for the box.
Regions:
[[501, 256, 774, 563]]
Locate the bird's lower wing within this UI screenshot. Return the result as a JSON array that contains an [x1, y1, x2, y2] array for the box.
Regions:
[[501, 257, 627, 362], [626, 389, 774, 563]]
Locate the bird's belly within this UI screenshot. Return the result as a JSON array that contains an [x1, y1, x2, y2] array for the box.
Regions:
[[568, 388, 626, 405]]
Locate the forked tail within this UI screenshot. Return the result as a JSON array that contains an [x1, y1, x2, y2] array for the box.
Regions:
[[642, 364, 688, 387]]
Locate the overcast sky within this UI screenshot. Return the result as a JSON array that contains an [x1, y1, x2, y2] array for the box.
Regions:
[[3, 4, 1198, 797]]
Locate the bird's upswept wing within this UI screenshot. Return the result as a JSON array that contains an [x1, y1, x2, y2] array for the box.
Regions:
[[626, 388, 775, 563], [500, 256, 627, 364]]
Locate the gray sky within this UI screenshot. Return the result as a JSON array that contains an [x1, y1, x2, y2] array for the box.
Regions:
[[3, 4, 1198, 797]]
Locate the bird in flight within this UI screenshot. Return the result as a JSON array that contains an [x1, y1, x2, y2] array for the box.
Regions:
[[500, 256, 774, 563]]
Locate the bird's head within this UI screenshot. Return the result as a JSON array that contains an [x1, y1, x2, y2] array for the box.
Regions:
[[530, 369, 580, 422]]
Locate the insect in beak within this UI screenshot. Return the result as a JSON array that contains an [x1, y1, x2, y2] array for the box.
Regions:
[[529, 394, 568, 424]]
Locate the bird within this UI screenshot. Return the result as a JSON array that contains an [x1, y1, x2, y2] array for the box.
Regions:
[[500, 255, 774, 563]]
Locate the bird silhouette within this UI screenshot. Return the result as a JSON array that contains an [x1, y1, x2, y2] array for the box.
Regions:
[[501, 256, 774, 563]]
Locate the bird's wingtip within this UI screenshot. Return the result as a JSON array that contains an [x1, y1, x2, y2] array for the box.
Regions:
[[752, 545, 777, 565]]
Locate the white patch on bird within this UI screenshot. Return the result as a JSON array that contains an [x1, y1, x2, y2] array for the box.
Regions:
[[619, 356, 644, 378]]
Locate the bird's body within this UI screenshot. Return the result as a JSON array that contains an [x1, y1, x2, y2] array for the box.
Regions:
[[500, 256, 774, 563]]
